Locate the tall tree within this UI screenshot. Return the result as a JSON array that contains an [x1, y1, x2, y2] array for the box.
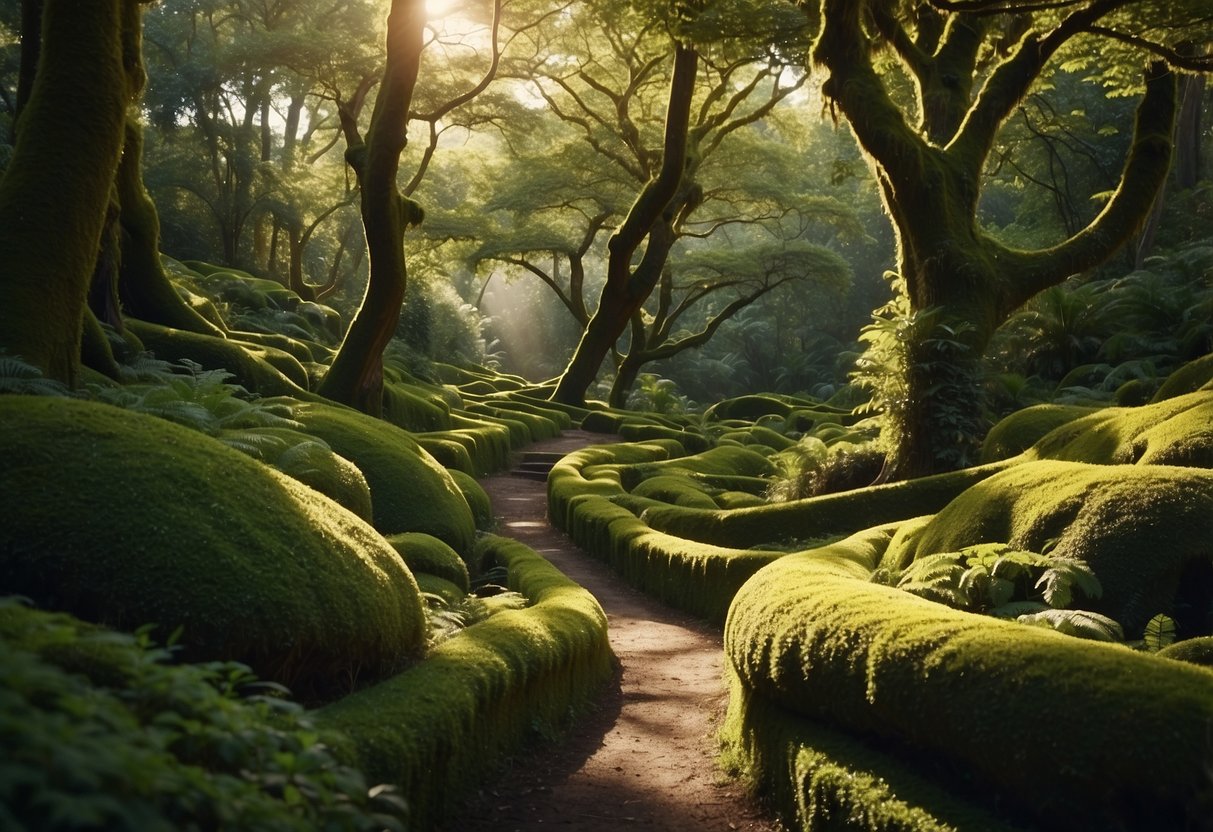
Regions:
[[812, 0, 1210, 478], [0, 0, 129, 384]]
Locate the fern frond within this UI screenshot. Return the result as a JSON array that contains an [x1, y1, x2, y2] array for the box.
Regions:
[[1017, 609, 1124, 642]]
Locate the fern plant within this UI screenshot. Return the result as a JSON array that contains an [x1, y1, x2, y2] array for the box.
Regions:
[[878, 542, 1122, 642], [0, 354, 74, 397]]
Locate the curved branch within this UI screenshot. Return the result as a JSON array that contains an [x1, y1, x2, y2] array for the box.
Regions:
[[997, 61, 1177, 311]]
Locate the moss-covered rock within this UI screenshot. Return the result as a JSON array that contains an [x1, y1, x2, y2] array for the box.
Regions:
[[316, 535, 614, 829], [291, 400, 476, 552], [1153, 353, 1213, 401], [885, 460, 1213, 636], [1158, 636, 1213, 667], [0, 397, 424, 693], [630, 475, 720, 509]]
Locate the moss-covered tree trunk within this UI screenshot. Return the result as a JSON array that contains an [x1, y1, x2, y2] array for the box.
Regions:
[[318, 0, 425, 415], [550, 44, 699, 407], [116, 121, 228, 337], [0, 0, 129, 385], [814, 0, 1179, 480]]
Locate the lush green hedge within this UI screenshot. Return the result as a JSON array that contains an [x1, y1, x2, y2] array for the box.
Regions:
[[723, 528, 1213, 831], [547, 441, 785, 622], [315, 535, 614, 829], [640, 460, 1014, 549]]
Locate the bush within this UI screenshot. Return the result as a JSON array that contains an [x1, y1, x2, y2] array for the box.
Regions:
[[0, 599, 408, 831]]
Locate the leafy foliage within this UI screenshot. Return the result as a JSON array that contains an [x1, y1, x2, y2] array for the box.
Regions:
[[875, 543, 1120, 642], [421, 589, 528, 649], [0, 598, 408, 831]]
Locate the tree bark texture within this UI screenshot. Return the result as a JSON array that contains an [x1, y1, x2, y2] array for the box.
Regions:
[[318, 0, 425, 415], [0, 0, 128, 384]]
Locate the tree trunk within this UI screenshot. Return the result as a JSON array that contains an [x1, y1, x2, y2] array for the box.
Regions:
[[318, 0, 424, 415], [117, 120, 227, 337], [550, 44, 698, 406], [0, 0, 127, 384]]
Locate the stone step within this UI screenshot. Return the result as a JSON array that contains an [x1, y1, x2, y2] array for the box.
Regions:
[[509, 468, 551, 482]]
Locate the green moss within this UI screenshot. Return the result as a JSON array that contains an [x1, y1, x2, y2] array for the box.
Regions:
[[980, 403, 1102, 463], [447, 469, 494, 531], [382, 381, 452, 431], [414, 573, 467, 605], [231, 329, 321, 365], [385, 533, 470, 592], [618, 421, 710, 452], [581, 410, 625, 434], [416, 435, 476, 475], [315, 535, 613, 829], [1028, 391, 1213, 467], [630, 475, 720, 509], [643, 461, 1012, 549], [1158, 637, 1213, 667], [291, 400, 476, 552], [227, 426, 373, 523], [722, 675, 1028, 832], [886, 460, 1213, 635], [1153, 353, 1213, 401], [725, 541, 1213, 830], [469, 398, 571, 432], [0, 397, 424, 694], [126, 319, 306, 396]]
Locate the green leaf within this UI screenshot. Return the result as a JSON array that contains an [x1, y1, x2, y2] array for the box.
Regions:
[[1142, 614, 1177, 651], [1017, 609, 1124, 642]]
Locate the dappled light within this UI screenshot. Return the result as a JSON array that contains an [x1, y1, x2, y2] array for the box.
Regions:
[[1, 0, 1211, 828]]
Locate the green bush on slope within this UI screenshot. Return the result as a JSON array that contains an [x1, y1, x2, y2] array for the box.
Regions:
[[0, 396, 425, 693], [0, 600, 408, 831]]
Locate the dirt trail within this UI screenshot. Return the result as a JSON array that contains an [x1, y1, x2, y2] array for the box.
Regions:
[[448, 431, 779, 832]]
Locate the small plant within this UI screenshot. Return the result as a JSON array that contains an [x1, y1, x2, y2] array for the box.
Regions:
[[421, 588, 527, 649], [626, 373, 694, 415], [1141, 613, 1178, 652]]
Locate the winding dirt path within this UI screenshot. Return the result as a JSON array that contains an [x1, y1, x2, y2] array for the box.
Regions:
[[447, 431, 779, 832]]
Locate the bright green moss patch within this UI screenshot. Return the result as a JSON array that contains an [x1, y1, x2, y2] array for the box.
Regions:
[[1158, 636, 1213, 666], [386, 533, 471, 592], [315, 535, 613, 829], [382, 381, 452, 432], [1028, 391, 1213, 466], [724, 543, 1213, 830], [886, 459, 1213, 635], [980, 403, 1102, 463], [0, 397, 424, 694], [1153, 352, 1213, 401], [291, 400, 476, 552]]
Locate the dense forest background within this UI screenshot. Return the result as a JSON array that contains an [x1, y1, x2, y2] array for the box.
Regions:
[[3, 0, 1206, 444]]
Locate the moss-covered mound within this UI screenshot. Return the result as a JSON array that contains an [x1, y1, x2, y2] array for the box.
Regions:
[[1028, 391, 1213, 468], [292, 400, 476, 552], [447, 468, 494, 531], [884, 460, 1213, 637], [723, 530, 1213, 831], [386, 532, 470, 592], [548, 441, 786, 621], [0, 397, 425, 692], [316, 535, 614, 829], [980, 403, 1101, 463]]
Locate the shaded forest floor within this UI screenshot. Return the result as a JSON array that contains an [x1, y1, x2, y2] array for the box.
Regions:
[[446, 431, 779, 831]]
